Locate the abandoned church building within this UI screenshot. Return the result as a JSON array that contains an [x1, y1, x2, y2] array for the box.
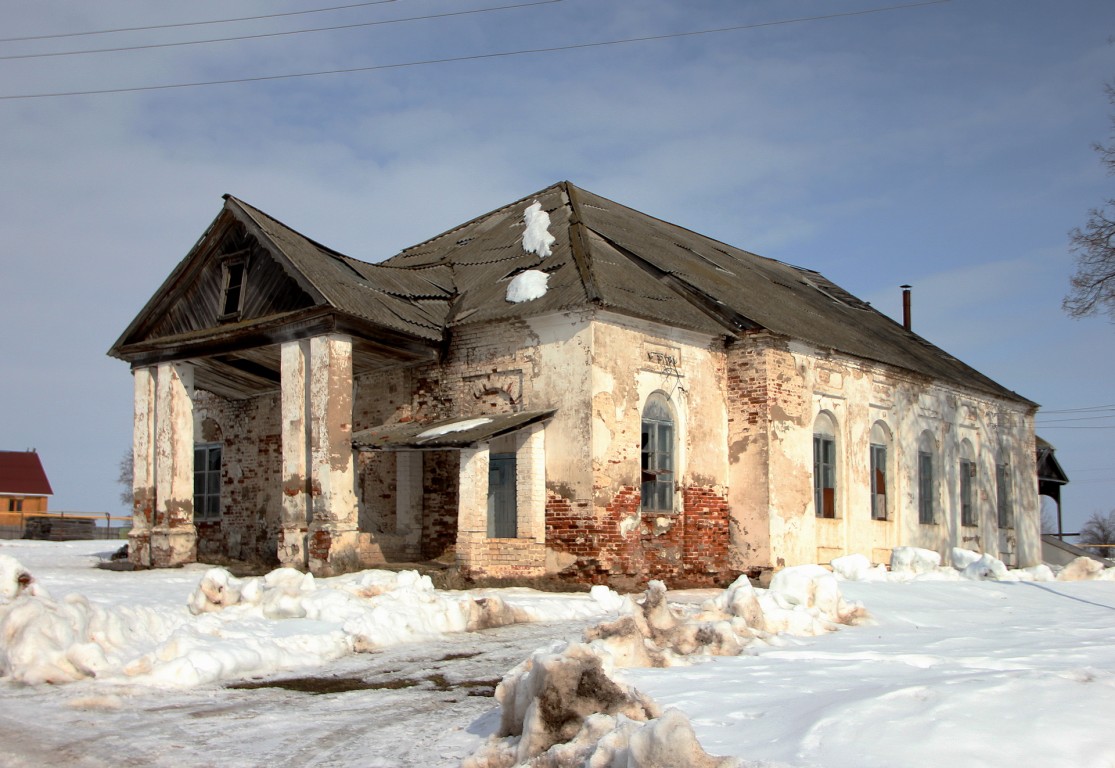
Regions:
[[108, 181, 1040, 584]]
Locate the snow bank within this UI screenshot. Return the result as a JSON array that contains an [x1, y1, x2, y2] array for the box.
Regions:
[[831, 553, 887, 582], [522, 201, 555, 257], [890, 546, 942, 576], [468, 570, 865, 766], [1057, 555, 1115, 581], [505, 269, 549, 303], [0, 554, 45, 600], [0, 559, 613, 689]]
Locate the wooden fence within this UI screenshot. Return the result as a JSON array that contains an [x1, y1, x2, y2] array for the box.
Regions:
[[0, 511, 132, 541]]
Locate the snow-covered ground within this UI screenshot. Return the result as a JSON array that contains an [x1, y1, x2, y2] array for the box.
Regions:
[[1, 540, 1113, 767]]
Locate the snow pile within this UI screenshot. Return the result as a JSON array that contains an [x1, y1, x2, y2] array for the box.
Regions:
[[0, 591, 187, 685], [465, 639, 742, 768], [1058, 555, 1115, 581], [0, 554, 44, 600], [506, 269, 549, 303], [830, 553, 888, 582], [468, 570, 865, 767], [0, 558, 615, 689], [759, 565, 870, 634], [889, 546, 943, 576], [521, 201, 555, 258]]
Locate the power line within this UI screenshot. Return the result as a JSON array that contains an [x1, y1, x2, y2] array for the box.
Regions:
[[0, 0, 953, 101], [1036, 414, 1115, 424], [0, 1, 402, 44], [1039, 421, 1115, 428], [0, 1, 562, 61], [1038, 404, 1115, 414]]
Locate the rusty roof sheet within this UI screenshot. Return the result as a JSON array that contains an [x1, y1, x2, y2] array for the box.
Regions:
[[352, 409, 556, 450]]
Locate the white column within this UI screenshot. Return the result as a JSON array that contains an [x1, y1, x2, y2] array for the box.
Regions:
[[516, 423, 547, 544], [279, 339, 311, 568], [128, 366, 156, 567], [395, 450, 424, 558], [151, 361, 196, 567], [456, 445, 490, 572], [306, 334, 360, 575]]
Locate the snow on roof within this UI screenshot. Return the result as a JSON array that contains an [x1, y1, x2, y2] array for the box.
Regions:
[[505, 269, 550, 303], [415, 417, 493, 440], [521, 200, 555, 258]]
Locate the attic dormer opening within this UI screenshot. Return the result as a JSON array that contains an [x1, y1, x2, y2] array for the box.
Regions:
[[219, 250, 249, 321]]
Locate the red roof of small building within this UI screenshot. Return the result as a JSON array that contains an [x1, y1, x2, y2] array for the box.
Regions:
[[0, 451, 53, 496]]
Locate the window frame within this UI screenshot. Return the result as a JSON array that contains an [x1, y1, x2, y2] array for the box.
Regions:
[[813, 412, 837, 519], [917, 444, 935, 526], [959, 458, 976, 527], [870, 442, 888, 521], [996, 462, 1013, 529], [641, 393, 675, 513], [193, 442, 223, 522], [218, 256, 248, 322]]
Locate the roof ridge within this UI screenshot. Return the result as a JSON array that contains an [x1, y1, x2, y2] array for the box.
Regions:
[[391, 181, 570, 260]]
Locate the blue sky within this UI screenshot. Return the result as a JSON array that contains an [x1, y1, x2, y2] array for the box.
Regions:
[[1, 0, 1112, 534]]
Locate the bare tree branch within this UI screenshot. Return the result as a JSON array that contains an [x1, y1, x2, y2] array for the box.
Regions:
[[1065, 82, 1115, 320]]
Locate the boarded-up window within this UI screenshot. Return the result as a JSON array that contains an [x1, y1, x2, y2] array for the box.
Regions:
[[487, 453, 517, 538]]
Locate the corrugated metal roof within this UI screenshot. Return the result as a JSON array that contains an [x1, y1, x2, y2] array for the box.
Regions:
[[0, 451, 53, 496], [352, 410, 556, 450], [205, 182, 1030, 405], [226, 198, 452, 341]]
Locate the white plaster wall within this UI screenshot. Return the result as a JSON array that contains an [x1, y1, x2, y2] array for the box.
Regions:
[[763, 341, 1039, 568], [522, 312, 595, 501], [589, 313, 728, 507]]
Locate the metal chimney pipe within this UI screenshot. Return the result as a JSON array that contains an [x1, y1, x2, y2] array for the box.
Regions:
[[901, 285, 912, 331]]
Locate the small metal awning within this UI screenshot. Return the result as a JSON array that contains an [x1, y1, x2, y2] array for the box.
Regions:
[[352, 409, 556, 450]]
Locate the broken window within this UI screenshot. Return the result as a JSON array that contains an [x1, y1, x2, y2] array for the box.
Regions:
[[813, 412, 837, 519], [193, 443, 222, 521], [220, 259, 247, 320], [641, 393, 675, 513], [996, 462, 1013, 529], [869, 436, 887, 521], [918, 431, 936, 525]]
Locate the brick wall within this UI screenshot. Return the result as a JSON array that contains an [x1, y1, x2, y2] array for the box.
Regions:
[[545, 485, 733, 588], [194, 391, 282, 565], [421, 449, 459, 560]]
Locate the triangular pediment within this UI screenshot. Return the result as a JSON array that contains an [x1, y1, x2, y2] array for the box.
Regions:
[[110, 205, 320, 355]]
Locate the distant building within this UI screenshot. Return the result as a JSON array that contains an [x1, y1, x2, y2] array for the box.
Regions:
[[0, 450, 53, 514], [109, 182, 1040, 583]]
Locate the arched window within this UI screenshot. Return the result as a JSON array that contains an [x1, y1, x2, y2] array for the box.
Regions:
[[918, 430, 936, 525], [641, 393, 675, 512], [959, 439, 976, 527], [813, 412, 837, 519], [870, 421, 891, 521]]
